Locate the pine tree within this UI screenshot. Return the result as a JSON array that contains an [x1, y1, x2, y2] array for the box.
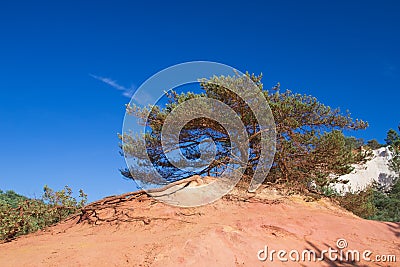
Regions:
[[385, 128, 400, 146], [120, 73, 368, 191]]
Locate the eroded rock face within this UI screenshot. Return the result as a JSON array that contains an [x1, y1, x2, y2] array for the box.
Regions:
[[335, 147, 397, 193]]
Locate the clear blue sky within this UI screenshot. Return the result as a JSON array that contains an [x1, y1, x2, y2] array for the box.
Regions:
[[1, 0, 399, 201]]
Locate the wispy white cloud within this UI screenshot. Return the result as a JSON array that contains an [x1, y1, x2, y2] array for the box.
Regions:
[[90, 74, 135, 98]]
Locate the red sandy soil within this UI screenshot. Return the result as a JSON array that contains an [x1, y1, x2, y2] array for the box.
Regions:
[[0, 192, 399, 267]]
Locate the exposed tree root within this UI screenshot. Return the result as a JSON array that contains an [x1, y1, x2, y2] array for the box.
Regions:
[[70, 176, 201, 225], [222, 194, 286, 204], [69, 176, 285, 225]]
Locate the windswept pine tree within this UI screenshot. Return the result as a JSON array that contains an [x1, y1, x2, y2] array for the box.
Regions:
[[120, 73, 368, 192]]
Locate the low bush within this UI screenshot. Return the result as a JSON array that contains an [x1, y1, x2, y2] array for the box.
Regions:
[[334, 186, 377, 219], [0, 186, 87, 241]]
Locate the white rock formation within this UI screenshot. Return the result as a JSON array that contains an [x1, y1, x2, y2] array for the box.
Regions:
[[334, 147, 397, 193]]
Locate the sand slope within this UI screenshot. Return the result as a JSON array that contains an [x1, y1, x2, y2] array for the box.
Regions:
[[0, 193, 399, 267]]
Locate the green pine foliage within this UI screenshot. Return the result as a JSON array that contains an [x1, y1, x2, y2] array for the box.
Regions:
[[385, 128, 400, 147], [387, 126, 400, 176], [119, 72, 398, 222], [368, 179, 400, 222], [366, 139, 384, 150], [120, 73, 368, 191]]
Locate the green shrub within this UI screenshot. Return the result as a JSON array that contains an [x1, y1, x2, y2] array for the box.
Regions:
[[333, 178, 400, 222], [334, 186, 377, 219], [368, 178, 400, 222], [0, 190, 28, 208], [320, 186, 339, 197], [0, 186, 87, 241]]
